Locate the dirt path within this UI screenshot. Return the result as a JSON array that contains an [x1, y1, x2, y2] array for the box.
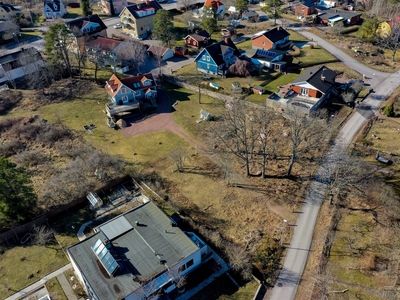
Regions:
[[122, 88, 294, 221]]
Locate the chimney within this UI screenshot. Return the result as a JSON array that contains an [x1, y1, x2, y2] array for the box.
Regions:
[[277, 26, 280, 31], [224, 37, 229, 44]]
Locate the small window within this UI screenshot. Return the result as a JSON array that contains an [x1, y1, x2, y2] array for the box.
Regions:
[[178, 264, 186, 273], [207, 64, 210, 69], [186, 259, 194, 269], [262, 41, 265, 46], [202, 55, 206, 60], [207, 56, 210, 61]]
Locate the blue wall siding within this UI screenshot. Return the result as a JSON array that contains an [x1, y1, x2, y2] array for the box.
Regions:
[[195, 50, 220, 74], [196, 61, 218, 74]]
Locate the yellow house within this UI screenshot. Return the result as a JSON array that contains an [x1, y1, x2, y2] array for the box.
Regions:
[[376, 21, 391, 38], [119, 1, 162, 40], [376, 17, 400, 38], [0, 3, 22, 21]]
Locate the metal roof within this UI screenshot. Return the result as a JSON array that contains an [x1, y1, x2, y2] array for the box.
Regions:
[[99, 215, 133, 241]]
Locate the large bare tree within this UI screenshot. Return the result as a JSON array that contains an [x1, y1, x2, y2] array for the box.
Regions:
[[285, 107, 328, 177], [115, 42, 147, 74], [209, 98, 257, 177]]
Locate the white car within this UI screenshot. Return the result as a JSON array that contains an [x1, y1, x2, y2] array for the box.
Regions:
[[114, 23, 122, 29]]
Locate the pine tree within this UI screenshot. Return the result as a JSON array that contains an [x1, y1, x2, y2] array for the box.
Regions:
[[0, 156, 37, 223], [153, 10, 174, 47]]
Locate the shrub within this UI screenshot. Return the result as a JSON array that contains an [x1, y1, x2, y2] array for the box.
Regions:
[[383, 103, 395, 117]]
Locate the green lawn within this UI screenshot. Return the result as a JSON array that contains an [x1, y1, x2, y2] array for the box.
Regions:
[[37, 85, 189, 165], [163, 83, 225, 137], [175, 63, 268, 96], [0, 244, 68, 298], [237, 39, 253, 50], [296, 45, 338, 67]]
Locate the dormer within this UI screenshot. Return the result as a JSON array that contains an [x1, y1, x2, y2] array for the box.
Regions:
[[141, 76, 152, 86]]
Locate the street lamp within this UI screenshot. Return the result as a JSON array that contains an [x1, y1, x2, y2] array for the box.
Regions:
[[280, 219, 288, 247]]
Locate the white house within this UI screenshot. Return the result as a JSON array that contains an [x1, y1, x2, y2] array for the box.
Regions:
[[0, 47, 44, 87], [67, 200, 210, 300], [43, 0, 66, 19]]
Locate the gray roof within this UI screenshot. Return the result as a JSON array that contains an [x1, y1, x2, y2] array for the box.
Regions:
[[0, 47, 42, 66], [68, 201, 199, 300], [0, 21, 19, 33], [292, 65, 337, 94], [99, 216, 133, 241], [317, 8, 361, 21]]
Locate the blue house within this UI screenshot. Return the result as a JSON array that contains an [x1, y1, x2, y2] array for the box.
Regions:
[[105, 73, 157, 117], [195, 38, 241, 75]]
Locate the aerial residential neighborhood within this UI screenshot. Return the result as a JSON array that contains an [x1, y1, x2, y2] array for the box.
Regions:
[[1, 0, 400, 300]]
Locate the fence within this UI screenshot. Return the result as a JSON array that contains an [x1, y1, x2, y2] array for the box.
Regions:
[[0, 176, 130, 244]]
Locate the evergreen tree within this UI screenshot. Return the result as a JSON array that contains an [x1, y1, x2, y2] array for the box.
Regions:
[[235, 0, 248, 16], [44, 23, 73, 77], [0, 156, 37, 223], [358, 17, 379, 42], [81, 0, 91, 16], [109, 0, 116, 16], [201, 6, 218, 34], [261, 0, 283, 25], [153, 10, 174, 47]]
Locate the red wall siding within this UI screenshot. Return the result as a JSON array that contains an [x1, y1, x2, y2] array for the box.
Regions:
[[252, 36, 273, 50], [295, 4, 313, 16]]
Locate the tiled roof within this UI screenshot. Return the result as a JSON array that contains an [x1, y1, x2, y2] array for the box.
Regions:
[[105, 73, 156, 96], [66, 15, 107, 37], [292, 65, 337, 94], [123, 1, 162, 19], [253, 27, 290, 43], [85, 36, 124, 52]]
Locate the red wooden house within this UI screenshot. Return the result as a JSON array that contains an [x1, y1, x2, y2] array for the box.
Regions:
[[251, 27, 290, 50], [185, 30, 210, 49]]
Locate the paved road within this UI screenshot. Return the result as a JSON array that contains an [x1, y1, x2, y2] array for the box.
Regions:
[[269, 29, 400, 300]]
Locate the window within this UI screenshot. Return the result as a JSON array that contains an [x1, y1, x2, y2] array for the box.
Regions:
[[207, 56, 210, 61], [122, 95, 128, 102], [186, 259, 194, 269], [262, 41, 265, 46], [300, 87, 308, 96], [202, 55, 206, 60], [178, 264, 186, 273], [207, 64, 210, 69]]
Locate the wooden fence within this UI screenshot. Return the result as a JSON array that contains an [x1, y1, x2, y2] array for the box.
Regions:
[[0, 176, 130, 244]]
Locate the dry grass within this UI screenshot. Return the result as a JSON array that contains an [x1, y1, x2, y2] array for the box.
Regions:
[[45, 277, 68, 300]]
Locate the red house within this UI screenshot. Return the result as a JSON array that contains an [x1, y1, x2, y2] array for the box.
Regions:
[[291, 65, 337, 101], [252, 27, 290, 50], [185, 30, 210, 49], [294, 3, 314, 17]]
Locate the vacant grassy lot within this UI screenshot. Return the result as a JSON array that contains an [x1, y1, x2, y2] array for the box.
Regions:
[[325, 209, 399, 300], [0, 244, 68, 298]]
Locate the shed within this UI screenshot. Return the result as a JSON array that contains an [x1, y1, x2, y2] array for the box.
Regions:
[[253, 85, 265, 95], [174, 46, 189, 56], [200, 109, 212, 120]]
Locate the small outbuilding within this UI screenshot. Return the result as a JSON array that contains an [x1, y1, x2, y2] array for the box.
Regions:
[[147, 45, 174, 61], [253, 85, 265, 95]]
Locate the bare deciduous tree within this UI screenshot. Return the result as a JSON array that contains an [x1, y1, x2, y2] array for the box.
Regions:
[[286, 107, 328, 177], [209, 99, 256, 176], [33, 225, 54, 246], [115, 42, 147, 74], [169, 147, 187, 172]]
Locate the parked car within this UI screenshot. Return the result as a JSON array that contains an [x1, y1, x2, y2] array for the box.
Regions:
[[114, 23, 122, 29], [209, 82, 222, 90]]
